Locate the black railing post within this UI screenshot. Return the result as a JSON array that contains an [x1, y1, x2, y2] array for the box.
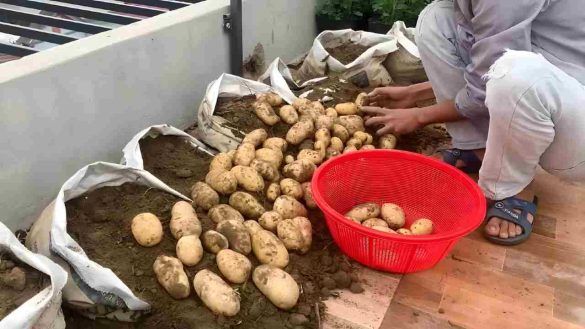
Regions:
[[228, 0, 243, 76]]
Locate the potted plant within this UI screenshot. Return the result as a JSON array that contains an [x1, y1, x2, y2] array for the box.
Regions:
[[369, 0, 432, 33], [315, 0, 372, 32]]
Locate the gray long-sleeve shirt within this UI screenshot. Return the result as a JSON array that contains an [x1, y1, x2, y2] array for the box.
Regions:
[[453, 0, 585, 119]]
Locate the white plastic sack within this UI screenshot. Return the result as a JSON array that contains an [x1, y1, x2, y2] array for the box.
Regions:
[[296, 29, 398, 88], [0, 223, 67, 329], [121, 124, 215, 169], [383, 21, 428, 84], [193, 73, 293, 153], [25, 162, 190, 322]]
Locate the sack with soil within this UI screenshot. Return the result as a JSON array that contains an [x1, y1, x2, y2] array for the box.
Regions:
[[193, 74, 294, 153], [383, 21, 428, 85], [25, 162, 190, 322], [0, 222, 67, 329], [295, 29, 398, 88]]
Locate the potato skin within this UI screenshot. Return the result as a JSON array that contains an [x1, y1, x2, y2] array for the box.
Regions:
[[253, 265, 299, 310], [263, 137, 288, 153], [210, 152, 233, 172], [242, 129, 268, 147], [343, 145, 358, 154], [396, 228, 413, 235], [379, 134, 398, 149], [205, 170, 238, 195], [353, 131, 373, 145], [208, 204, 244, 224], [325, 107, 338, 118], [257, 93, 284, 107], [191, 182, 220, 210], [330, 137, 344, 152], [255, 148, 283, 170], [273, 195, 308, 219], [254, 101, 280, 126], [266, 182, 281, 202], [176, 235, 203, 266], [362, 218, 389, 228], [251, 230, 289, 268], [229, 192, 265, 219], [332, 124, 350, 143], [250, 159, 279, 182], [216, 219, 252, 255], [315, 115, 334, 130], [301, 182, 318, 209], [193, 269, 240, 316], [153, 255, 190, 299], [259, 211, 283, 232], [202, 230, 229, 254], [372, 226, 396, 233], [243, 220, 263, 236], [282, 159, 316, 183], [335, 102, 358, 115], [280, 178, 304, 200], [286, 120, 314, 145], [217, 249, 252, 284], [410, 218, 434, 235], [279, 105, 299, 125], [345, 203, 381, 223], [231, 165, 265, 192], [337, 115, 365, 135], [355, 92, 369, 111], [131, 213, 163, 247], [234, 142, 256, 166], [381, 203, 406, 229], [277, 217, 312, 254], [346, 138, 363, 149], [361, 145, 376, 150], [170, 201, 202, 239]]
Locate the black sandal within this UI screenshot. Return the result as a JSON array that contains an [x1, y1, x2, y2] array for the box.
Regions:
[[483, 196, 538, 246], [442, 148, 482, 174]]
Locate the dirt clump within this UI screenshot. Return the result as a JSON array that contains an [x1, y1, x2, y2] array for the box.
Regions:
[[0, 255, 48, 320], [326, 43, 370, 65]]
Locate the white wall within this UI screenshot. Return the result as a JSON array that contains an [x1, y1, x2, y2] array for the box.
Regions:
[[0, 0, 316, 230]]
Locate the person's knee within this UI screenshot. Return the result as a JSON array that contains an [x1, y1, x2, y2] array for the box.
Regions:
[[415, 0, 454, 51]]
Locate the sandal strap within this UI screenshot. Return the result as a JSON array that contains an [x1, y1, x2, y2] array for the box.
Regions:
[[485, 197, 537, 235], [442, 149, 482, 174]]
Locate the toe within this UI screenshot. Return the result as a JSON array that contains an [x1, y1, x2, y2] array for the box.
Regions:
[[508, 222, 517, 238], [485, 217, 502, 236], [515, 224, 522, 236], [499, 220, 509, 239]]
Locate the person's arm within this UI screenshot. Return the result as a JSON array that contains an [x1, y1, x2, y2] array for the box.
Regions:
[[367, 82, 435, 109]]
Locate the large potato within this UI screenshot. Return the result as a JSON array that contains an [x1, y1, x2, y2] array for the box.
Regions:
[[332, 124, 350, 143], [266, 182, 281, 202], [131, 213, 163, 247], [335, 102, 358, 115], [259, 211, 283, 232], [362, 218, 389, 228], [209, 153, 233, 172], [242, 128, 268, 147], [216, 249, 252, 284], [176, 235, 203, 266], [255, 148, 283, 169], [216, 219, 252, 255], [263, 137, 288, 153], [254, 101, 280, 126], [380, 203, 406, 229], [286, 120, 314, 145], [277, 217, 312, 254], [229, 191, 265, 219], [325, 107, 338, 118], [345, 203, 381, 223], [191, 182, 220, 210], [243, 220, 263, 236], [202, 230, 229, 254], [193, 269, 240, 316], [410, 218, 434, 235], [337, 115, 365, 135], [282, 159, 316, 183], [301, 182, 317, 209], [231, 165, 265, 192], [279, 105, 299, 125], [330, 137, 344, 152], [250, 159, 279, 182], [280, 178, 304, 200], [379, 134, 398, 149], [170, 201, 202, 239], [233, 142, 256, 166], [257, 93, 284, 107], [251, 230, 289, 268], [273, 195, 308, 219], [208, 204, 244, 224], [206, 170, 238, 195], [315, 115, 334, 130], [253, 265, 299, 310], [310, 101, 325, 114], [292, 97, 311, 110], [153, 255, 190, 299]]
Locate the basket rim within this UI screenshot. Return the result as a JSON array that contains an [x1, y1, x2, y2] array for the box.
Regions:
[[311, 149, 487, 243]]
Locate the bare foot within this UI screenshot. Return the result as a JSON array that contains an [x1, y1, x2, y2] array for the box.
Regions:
[[484, 185, 535, 239]]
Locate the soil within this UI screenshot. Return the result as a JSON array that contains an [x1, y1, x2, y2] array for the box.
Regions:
[[140, 135, 213, 197], [64, 183, 358, 329], [396, 124, 452, 156], [325, 43, 371, 65], [293, 76, 368, 105], [0, 255, 48, 320]]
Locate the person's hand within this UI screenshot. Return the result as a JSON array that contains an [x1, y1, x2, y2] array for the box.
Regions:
[[367, 86, 416, 109], [361, 106, 425, 135]]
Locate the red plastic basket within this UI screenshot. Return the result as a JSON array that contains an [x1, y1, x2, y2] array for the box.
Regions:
[[311, 150, 486, 273]]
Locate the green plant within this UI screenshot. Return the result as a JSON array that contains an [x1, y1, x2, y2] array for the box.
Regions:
[[316, 0, 372, 21], [372, 0, 432, 27]]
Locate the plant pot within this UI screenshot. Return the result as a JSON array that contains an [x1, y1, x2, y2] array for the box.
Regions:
[[316, 15, 369, 33], [367, 17, 392, 34]]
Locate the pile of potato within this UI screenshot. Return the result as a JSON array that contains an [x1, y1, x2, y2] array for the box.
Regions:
[[345, 202, 434, 235]]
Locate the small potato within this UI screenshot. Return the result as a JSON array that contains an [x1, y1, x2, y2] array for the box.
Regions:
[[361, 145, 376, 150], [330, 137, 344, 152], [202, 230, 229, 254], [263, 137, 288, 152], [325, 107, 338, 118], [257, 93, 283, 107], [354, 131, 373, 145], [343, 145, 358, 153], [380, 203, 406, 229], [176, 235, 203, 266], [229, 192, 265, 219], [286, 120, 314, 145], [227, 149, 236, 160], [253, 265, 299, 310], [346, 138, 363, 149], [255, 148, 283, 170], [234, 142, 256, 166], [332, 124, 350, 143], [242, 129, 268, 147], [314, 140, 328, 152], [279, 178, 304, 200], [208, 204, 244, 224], [206, 170, 238, 195], [315, 127, 331, 145], [397, 228, 413, 235], [325, 147, 340, 159], [254, 101, 280, 126], [243, 220, 263, 236], [285, 155, 295, 164], [283, 159, 316, 183], [217, 219, 252, 255], [252, 230, 289, 268], [315, 115, 334, 130], [170, 201, 202, 239], [131, 213, 163, 247], [335, 102, 358, 115], [273, 195, 308, 219], [231, 165, 265, 193], [266, 183, 281, 202], [355, 92, 369, 111], [193, 269, 240, 316], [297, 149, 323, 165], [372, 226, 396, 233], [362, 218, 389, 228], [292, 97, 311, 110], [301, 182, 317, 209], [191, 182, 220, 210], [153, 256, 190, 299], [278, 105, 299, 125], [250, 159, 279, 182], [379, 134, 398, 149], [277, 217, 312, 254], [259, 211, 283, 232], [310, 101, 325, 114], [337, 115, 365, 135], [410, 218, 434, 235], [217, 249, 252, 284], [345, 203, 381, 223], [209, 153, 233, 172]]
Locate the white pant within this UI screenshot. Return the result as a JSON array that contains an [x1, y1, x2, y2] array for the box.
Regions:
[[416, 0, 585, 200]]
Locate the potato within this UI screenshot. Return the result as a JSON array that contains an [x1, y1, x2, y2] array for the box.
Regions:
[[379, 134, 398, 149], [277, 217, 312, 253], [278, 105, 299, 125], [205, 170, 238, 195], [278, 179, 302, 200], [202, 230, 229, 254], [193, 269, 240, 316], [243, 220, 263, 236], [242, 129, 268, 147], [292, 97, 311, 110], [362, 218, 389, 228], [410, 218, 434, 235], [301, 182, 317, 209], [311, 101, 325, 114], [170, 201, 202, 239], [259, 211, 283, 232], [253, 265, 299, 310], [176, 235, 203, 266], [208, 204, 244, 224], [131, 213, 163, 247], [361, 145, 376, 150], [297, 149, 322, 165], [380, 203, 406, 229], [325, 107, 338, 118], [251, 230, 289, 268], [257, 93, 283, 107], [354, 131, 373, 145], [315, 115, 334, 130], [330, 137, 344, 152], [346, 138, 363, 149], [255, 148, 283, 170], [254, 101, 280, 126], [299, 139, 314, 151], [315, 127, 331, 144], [217, 249, 252, 284], [314, 140, 328, 152], [266, 183, 281, 202], [230, 165, 265, 192], [285, 155, 295, 164], [250, 159, 278, 182], [228, 191, 265, 219], [332, 124, 350, 143], [274, 195, 308, 219], [209, 153, 233, 172], [396, 228, 413, 235], [234, 142, 256, 166], [372, 226, 396, 233], [216, 219, 252, 255], [191, 182, 220, 210], [263, 137, 288, 152], [286, 120, 314, 145], [343, 146, 358, 153], [153, 256, 190, 299], [345, 203, 381, 223], [337, 115, 365, 135], [227, 149, 236, 160], [335, 102, 358, 115], [325, 147, 340, 159], [355, 92, 369, 111], [283, 159, 316, 183]]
